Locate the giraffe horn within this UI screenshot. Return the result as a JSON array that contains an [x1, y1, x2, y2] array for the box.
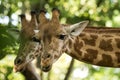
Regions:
[[51, 8, 60, 23], [19, 14, 28, 29], [39, 9, 47, 24], [30, 11, 38, 27]]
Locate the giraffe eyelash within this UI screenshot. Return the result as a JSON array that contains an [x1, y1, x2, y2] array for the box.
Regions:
[[57, 34, 66, 40]]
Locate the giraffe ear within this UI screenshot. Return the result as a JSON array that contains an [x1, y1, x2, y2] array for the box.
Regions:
[[68, 21, 89, 36]]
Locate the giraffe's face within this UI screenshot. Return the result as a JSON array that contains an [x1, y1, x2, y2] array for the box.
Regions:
[[14, 13, 41, 72], [14, 31, 41, 72], [39, 22, 67, 72], [39, 21, 89, 72]]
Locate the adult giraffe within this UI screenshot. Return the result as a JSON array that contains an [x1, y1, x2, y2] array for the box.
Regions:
[[36, 8, 120, 72]]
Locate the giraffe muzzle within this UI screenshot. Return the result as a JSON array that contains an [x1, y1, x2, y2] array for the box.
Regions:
[[13, 65, 25, 72], [41, 65, 51, 72]]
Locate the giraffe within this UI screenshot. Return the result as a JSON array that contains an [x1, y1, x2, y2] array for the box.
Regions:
[[65, 27, 120, 67], [14, 11, 41, 72], [37, 8, 120, 72], [36, 8, 89, 72]]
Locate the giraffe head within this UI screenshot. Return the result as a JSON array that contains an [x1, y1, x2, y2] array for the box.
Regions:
[[14, 11, 41, 72], [38, 8, 89, 72]]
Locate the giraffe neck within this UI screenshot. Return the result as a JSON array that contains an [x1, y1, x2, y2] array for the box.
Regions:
[[66, 27, 120, 67]]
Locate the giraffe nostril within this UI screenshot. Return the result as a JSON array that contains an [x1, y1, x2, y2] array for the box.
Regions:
[[42, 65, 51, 72], [42, 53, 51, 59], [19, 67, 25, 72], [31, 37, 40, 43], [46, 54, 51, 58], [15, 58, 23, 65]]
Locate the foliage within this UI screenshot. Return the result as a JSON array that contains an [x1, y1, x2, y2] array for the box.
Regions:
[[0, 24, 19, 60], [1, 0, 120, 80], [0, 55, 25, 80]]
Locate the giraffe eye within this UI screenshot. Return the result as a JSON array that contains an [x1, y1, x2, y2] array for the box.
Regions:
[[57, 34, 66, 40], [32, 37, 40, 43]]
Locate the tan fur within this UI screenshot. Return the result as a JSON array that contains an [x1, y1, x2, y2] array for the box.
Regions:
[[66, 28, 120, 67]]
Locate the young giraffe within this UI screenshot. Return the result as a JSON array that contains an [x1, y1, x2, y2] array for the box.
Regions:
[[14, 11, 41, 72], [37, 8, 120, 72]]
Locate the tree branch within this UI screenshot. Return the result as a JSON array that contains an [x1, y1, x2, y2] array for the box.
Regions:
[[64, 58, 75, 80], [22, 62, 41, 80]]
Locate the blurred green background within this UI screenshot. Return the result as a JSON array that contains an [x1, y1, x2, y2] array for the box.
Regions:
[[1, 0, 120, 80]]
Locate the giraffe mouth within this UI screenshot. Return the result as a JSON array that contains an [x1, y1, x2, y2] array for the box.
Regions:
[[41, 65, 52, 72], [13, 64, 26, 72]]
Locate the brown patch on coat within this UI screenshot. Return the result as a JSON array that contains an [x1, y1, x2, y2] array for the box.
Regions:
[[97, 54, 113, 67], [90, 34, 98, 39], [115, 38, 120, 49], [102, 35, 113, 37], [69, 52, 81, 60], [68, 39, 73, 49], [115, 52, 120, 63], [82, 34, 97, 46], [82, 49, 98, 63], [79, 33, 86, 37], [99, 39, 113, 51], [74, 36, 84, 56]]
